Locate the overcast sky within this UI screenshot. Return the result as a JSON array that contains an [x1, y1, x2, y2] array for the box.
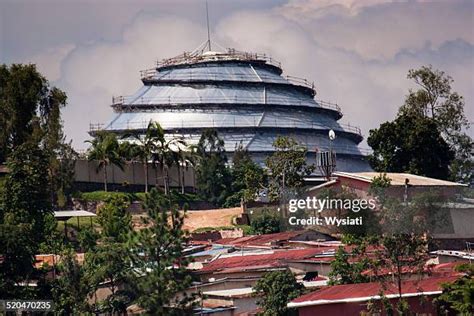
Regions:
[[1, 0, 473, 149]]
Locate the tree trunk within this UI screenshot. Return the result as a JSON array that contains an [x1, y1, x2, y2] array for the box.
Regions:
[[177, 164, 182, 193], [103, 163, 108, 192], [181, 165, 185, 194], [144, 161, 148, 193], [164, 166, 169, 196]]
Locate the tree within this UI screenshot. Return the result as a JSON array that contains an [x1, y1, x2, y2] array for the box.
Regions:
[[52, 249, 90, 315], [85, 195, 134, 314], [374, 235, 429, 298], [130, 188, 195, 315], [253, 270, 303, 316], [51, 141, 78, 208], [225, 143, 267, 207], [368, 113, 454, 180], [0, 142, 54, 297], [194, 129, 232, 206], [328, 242, 371, 285], [265, 136, 314, 202], [435, 263, 474, 315], [96, 195, 131, 242], [86, 131, 124, 192], [251, 210, 280, 235], [381, 65, 472, 182], [155, 134, 187, 196], [0, 64, 73, 206], [0, 64, 64, 162], [85, 242, 134, 314], [124, 121, 164, 193]]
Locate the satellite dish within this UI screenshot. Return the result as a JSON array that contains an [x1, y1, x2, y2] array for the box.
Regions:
[[328, 129, 336, 141]]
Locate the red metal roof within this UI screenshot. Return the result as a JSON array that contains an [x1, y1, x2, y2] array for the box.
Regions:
[[291, 276, 459, 305], [362, 261, 463, 277], [199, 248, 335, 273], [215, 230, 308, 247]]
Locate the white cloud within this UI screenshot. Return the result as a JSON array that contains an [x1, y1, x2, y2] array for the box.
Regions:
[[29, 43, 75, 82], [25, 1, 472, 149], [58, 14, 206, 148]]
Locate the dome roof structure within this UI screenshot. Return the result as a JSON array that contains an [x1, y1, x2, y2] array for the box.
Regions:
[[93, 47, 371, 173]]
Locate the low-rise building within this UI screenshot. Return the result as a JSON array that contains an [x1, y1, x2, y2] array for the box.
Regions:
[[288, 276, 459, 316]]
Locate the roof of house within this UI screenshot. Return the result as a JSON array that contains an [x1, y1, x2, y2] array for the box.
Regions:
[[203, 287, 254, 299], [334, 172, 466, 187], [54, 210, 97, 218], [214, 230, 334, 248], [288, 276, 459, 308], [430, 250, 474, 260], [215, 231, 305, 248], [199, 247, 335, 274]]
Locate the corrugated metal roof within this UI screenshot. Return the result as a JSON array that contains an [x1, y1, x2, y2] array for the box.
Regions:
[[54, 210, 96, 218], [199, 248, 335, 273], [289, 276, 459, 307], [335, 172, 467, 186]]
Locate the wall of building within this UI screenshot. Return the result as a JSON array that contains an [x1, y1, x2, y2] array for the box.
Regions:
[[288, 262, 332, 277], [298, 296, 438, 316], [74, 159, 196, 189]]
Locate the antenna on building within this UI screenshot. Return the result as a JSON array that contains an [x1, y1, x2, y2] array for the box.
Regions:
[[206, 0, 212, 51], [317, 129, 337, 180]]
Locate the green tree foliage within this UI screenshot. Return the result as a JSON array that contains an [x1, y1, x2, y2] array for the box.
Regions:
[[130, 189, 195, 315], [85, 241, 134, 314], [0, 64, 62, 161], [0, 142, 55, 297], [52, 249, 90, 315], [265, 136, 314, 201], [253, 270, 303, 316], [225, 144, 267, 206], [52, 141, 78, 208], [435, 263, 474, 315], [369, 65, 472, 182], [96, 196, 131, 242], [0, 63, 74, 205], [251, 210, 280, 235], [195, 129, 232, 206], [374, 235, 429, 298], [368, 113, 454, 180], [86, 131, 124, 192], [84, 196, 134, 314], [328, 242, 371, 285], [124, 121, 164, 193]]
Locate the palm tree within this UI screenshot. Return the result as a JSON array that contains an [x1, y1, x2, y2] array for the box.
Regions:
[[124, 121, 165, 193], [85, 131, 124, 192], [153, 132, 187, 196]]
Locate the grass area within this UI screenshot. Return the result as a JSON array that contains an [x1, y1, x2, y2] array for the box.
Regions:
[[56, 216, 99, 233], [75, 190, 200, 203], [193, 226, 237, 233]]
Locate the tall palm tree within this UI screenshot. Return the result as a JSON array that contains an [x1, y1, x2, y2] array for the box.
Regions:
[[153, 132, 187, 196], [86, 131, 124, 192], [124, 121, 164, 193]]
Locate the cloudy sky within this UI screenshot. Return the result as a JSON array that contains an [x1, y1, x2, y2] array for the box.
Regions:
[[1, 0, 473, 149]]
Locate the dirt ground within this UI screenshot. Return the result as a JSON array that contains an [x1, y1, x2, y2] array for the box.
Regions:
[[132, 207, 243, 232]]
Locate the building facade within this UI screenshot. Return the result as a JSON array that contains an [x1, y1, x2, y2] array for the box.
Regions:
[[95, 48, 370, 172]]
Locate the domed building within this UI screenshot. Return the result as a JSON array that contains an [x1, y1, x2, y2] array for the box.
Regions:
[[94, 47, 370, 173]]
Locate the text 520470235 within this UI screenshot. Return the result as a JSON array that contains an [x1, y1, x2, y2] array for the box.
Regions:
[[2, 300, 53, 311]]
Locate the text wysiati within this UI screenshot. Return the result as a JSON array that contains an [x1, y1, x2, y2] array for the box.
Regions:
[[287, 197, 376, 226]]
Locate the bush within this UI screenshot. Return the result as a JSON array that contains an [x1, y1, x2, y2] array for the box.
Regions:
[[193, 226, 236, 233], [78, 191, 134, 202], [251, 210, 281, 235]]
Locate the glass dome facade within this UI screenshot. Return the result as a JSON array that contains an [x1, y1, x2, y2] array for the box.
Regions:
[[97, 49, 370, 172]]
